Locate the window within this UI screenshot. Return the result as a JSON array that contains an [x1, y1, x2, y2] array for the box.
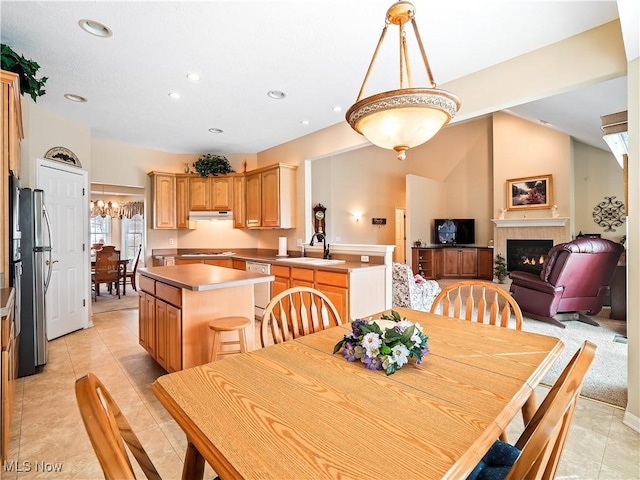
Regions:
[[90, 216, 111, 245], [122, 214, 144, 262]]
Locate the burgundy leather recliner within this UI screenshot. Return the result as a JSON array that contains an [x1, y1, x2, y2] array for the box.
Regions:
[[509, 237, 624, 328]]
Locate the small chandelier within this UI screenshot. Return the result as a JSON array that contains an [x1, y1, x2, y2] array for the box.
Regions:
[[346, 1, 460, 160], [90, 199, 120, 218]]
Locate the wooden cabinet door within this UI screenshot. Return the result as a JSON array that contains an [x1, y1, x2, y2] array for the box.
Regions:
[[189, 176, 210, 211], [232, 259, 246, 270], [477, 248, 494, 280], [176, 176, 189, 229], [142, 291, 156, 355], [138, 292, 148, 350], [442, 249, 460, 277], [232, 175, 246, 228], [155, 300, 168, 370], [315, 284, 348, 323], [460, 249, 478, 277], [175, 258, 204, 265], [166, 304, 182, 372], [151, 173, 176, 229], [211, 177, 232, 210], [204, 258, 232, 268], [261, 167, 280, 227], [245, 172, 261, 227]]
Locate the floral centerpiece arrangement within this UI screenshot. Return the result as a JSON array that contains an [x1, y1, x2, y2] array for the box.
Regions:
[[333, 310, 429, 375]]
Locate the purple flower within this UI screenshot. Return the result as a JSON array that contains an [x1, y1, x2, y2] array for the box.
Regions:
[[342, 342, 357, 362], [363, 355, 383, 370], [416, 344, 431, 364], [351, 318, 367, 337]]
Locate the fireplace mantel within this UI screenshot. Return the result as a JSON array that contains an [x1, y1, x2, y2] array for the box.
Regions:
[[492, 217, 569, 228]]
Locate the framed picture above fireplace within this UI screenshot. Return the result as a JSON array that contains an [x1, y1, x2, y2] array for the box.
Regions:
[[506, 174, 553, 210]]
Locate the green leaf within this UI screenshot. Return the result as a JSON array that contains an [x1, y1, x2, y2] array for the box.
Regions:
[[380, 344, 391, 354]]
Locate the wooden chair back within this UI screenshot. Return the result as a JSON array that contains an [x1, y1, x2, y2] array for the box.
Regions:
[[94, 248, 121, 282], [124, 244, 143, 291], [261, 286, 342, 347], [430, 280, 523, 329], [506, 341, 596, 479], [75, 373, 161, 480]]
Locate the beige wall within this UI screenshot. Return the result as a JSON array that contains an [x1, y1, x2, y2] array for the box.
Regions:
[[573, 140, 626, 241]]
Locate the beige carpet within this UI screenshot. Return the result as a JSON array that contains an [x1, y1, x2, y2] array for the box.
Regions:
[[91, 290, 139, 314]]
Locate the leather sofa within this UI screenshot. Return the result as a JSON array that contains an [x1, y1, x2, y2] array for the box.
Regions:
[[509, 237, 624, 328]]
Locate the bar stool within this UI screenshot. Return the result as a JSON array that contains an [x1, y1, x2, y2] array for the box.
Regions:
[[208, 316, 252, 362]]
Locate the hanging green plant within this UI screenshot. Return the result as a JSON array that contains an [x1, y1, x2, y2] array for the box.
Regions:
[[1, 44, 48, 102], [493, 253, 508, 283], [192, 154, 235, 177]]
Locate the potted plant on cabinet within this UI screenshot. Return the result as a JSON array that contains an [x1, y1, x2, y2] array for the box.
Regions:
[[191, 154, 235, 177], [1, 43, 48, 101], [494, 254, 508, 283]]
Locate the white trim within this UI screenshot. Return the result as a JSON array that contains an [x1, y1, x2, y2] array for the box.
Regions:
[[623, 409, 640, 433], [492, 217, 570, 227]]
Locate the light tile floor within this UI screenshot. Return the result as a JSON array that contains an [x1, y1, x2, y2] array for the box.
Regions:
[[4, 308, 639, 479]]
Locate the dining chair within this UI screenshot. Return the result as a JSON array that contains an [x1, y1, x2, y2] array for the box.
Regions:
[[261, 286, 342, 348], [122, 244, 142, 293], [92, 248, 121, 299], [75, 373, 162, 480], [466, 341, 596, 480], [430, 280, 523, 329], [430, 280, 527, 439]]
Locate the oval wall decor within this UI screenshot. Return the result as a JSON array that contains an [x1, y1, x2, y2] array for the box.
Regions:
[[592, 195, 625, 232]]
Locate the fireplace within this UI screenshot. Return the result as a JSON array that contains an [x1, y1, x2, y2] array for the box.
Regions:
[[506, 239, 553, 275]]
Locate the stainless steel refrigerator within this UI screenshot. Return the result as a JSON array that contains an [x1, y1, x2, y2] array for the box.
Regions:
[[18, 188, 52, 377]]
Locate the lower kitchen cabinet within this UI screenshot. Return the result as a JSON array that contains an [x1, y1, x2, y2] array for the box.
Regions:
[[1, 290, 17, 463], [271, 265, 291, 298]]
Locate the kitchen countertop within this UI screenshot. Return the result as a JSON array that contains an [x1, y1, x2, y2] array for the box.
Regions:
[[1, 287, 15, 317], [152, 249, 386, 272], [139, 264, 275, 292]]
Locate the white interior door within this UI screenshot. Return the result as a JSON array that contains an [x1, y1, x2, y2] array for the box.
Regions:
[[394, 208, 406, 263], [37, 159, 89, 339]]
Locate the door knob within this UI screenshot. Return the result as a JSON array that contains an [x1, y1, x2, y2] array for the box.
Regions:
[[45, 259, 59, 266]]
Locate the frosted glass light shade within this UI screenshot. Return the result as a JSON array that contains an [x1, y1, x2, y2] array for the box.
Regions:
[[346, 88, 460, 160]]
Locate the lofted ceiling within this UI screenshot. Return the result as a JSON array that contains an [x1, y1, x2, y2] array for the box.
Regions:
[[0, 1, 628, 155]]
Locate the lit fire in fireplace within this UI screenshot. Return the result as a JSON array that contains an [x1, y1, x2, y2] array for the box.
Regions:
[[522, 255, 546, 266]]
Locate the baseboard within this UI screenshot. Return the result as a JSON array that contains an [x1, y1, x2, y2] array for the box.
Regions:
[[623, 409, 640, 433]]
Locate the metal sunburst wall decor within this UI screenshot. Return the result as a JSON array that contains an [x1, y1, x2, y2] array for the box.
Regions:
[[592, 196, 626, 232]]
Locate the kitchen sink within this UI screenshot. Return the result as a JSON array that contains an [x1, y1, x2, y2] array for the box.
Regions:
[[275, 257, 346, 266]]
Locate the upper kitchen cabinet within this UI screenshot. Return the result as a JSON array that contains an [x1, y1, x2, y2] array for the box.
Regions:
[[149, 172, 176, 229], [188, 176, 233, 212], [175, 175, 190, 229], [245, 163, 297, 229], [232, 174, 246, 229]]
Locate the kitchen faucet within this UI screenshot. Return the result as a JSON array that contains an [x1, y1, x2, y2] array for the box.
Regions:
[[309, 232, 330, 259]]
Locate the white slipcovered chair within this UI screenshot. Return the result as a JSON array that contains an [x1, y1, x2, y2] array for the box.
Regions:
[[392, 262, 441, 312]]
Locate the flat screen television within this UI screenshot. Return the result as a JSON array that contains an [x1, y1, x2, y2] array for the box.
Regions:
[[433, 219, 475, 245]]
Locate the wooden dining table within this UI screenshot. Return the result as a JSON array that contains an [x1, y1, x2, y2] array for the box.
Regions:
[[152, 307, 563, 480]]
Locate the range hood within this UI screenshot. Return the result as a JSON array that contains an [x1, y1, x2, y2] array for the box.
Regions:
[[189, 210, 233, 220]]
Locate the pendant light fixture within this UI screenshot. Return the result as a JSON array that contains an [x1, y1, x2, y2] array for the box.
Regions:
[[346, 1, 460, 160]]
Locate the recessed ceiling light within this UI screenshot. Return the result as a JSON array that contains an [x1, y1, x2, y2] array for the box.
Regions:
[[300, 120, 310, 125], [186, 73, 200, 81], [168, 92, 181, 99], [64, 93, 87, 103], [208, 128, 224, 134], [332, 105, 342, 112], [78, 19, 113, 38], [267, 90, 286, 100]]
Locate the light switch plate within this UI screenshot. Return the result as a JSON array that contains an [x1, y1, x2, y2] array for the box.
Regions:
[[361, 255, 369, 262]]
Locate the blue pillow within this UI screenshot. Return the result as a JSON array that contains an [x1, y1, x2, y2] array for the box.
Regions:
[[466, 440, 521, 480]]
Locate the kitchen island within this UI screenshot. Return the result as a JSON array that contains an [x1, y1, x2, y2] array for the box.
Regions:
[[138, 264, 273, 371]]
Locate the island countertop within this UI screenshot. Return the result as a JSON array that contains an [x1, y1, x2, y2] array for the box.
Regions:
[[139, 264, 274, 292]]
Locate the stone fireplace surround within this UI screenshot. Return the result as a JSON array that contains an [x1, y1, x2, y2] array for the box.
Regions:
[[492, 217, 571, 263]]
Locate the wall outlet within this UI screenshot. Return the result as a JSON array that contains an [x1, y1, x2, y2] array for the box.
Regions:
[[361, 255, 369, 263], [296, 239, 303, 246], [168, 237, 175, 245]]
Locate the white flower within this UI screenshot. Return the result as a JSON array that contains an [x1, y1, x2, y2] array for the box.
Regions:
[[397, 319, 412, 333], [361, 332, 382, 356], [390, 344, 410, 367]]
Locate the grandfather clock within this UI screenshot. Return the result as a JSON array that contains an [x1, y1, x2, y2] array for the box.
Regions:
[[313, 204, 326, 235]]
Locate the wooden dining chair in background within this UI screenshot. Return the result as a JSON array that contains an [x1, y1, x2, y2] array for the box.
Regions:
[[261, 286, 342, 348], [430, 280, 524, 329], [122, 244, 142, 293], [92, 248, 121, 299], [466, 341, 596, 480], [75, 373, 162, 480]]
